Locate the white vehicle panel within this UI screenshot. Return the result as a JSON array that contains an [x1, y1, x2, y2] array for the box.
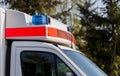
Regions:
[[0, 8, 6, 76], [10, 41, 82, 76]]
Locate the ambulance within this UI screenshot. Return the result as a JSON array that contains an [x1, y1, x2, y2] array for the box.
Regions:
[[0, 8, 107, 76]]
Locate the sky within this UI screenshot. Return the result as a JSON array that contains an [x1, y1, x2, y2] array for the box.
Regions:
[[91, 0, 104, 9], [0, 0, 6, 9], [94, 0, 103, 7]]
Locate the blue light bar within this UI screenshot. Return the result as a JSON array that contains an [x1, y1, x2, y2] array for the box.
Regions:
[[32, 15, 50, 25]]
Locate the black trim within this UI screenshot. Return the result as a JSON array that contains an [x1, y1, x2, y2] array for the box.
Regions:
[[54, 55, 58, 76], [5, 41, 12, 76]]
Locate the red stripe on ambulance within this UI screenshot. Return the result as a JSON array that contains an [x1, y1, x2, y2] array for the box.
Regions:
[[6, 26, 75, 44], [6, 26, 46, 37]]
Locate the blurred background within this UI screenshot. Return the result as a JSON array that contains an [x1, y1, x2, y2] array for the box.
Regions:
[[0, 0, 120, 76]]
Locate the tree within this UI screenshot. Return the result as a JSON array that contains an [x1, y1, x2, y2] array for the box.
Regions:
[[4, 0, 78, 25], [77, 0, 120, 76], [52, 0, 79, 24], [5, 0, 61, 15]]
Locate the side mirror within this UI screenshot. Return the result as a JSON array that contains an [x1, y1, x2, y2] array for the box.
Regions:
[[63, 72, 74, 76]]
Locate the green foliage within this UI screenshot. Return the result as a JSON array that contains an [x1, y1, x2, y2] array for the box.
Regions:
[[5, 0, 78, 25], [76, 0, 120, 76], [111, 56, 120, 76], [5, 0, 61, 15]]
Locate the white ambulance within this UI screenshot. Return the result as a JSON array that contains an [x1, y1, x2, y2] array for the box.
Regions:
[[0, 8, 107, 76]]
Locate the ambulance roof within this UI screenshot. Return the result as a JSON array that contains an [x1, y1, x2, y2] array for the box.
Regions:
[[5, 9, 76, 48]]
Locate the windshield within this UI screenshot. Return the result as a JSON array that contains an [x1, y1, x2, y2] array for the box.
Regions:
[[63, 50, 108, 76]]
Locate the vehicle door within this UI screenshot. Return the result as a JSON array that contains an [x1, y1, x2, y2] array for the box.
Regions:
[[10, 41, 79, 76]]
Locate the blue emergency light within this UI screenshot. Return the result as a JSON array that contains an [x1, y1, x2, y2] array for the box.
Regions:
[[32, 15, 50, 25]]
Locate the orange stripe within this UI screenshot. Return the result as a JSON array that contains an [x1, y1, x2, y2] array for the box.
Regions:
[[48, 27, 75, 44]]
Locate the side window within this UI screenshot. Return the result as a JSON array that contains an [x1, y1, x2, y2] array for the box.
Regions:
[[21, 51, 76, 76], [57, 58, 75, 76], [21, 52, 56, 76]]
